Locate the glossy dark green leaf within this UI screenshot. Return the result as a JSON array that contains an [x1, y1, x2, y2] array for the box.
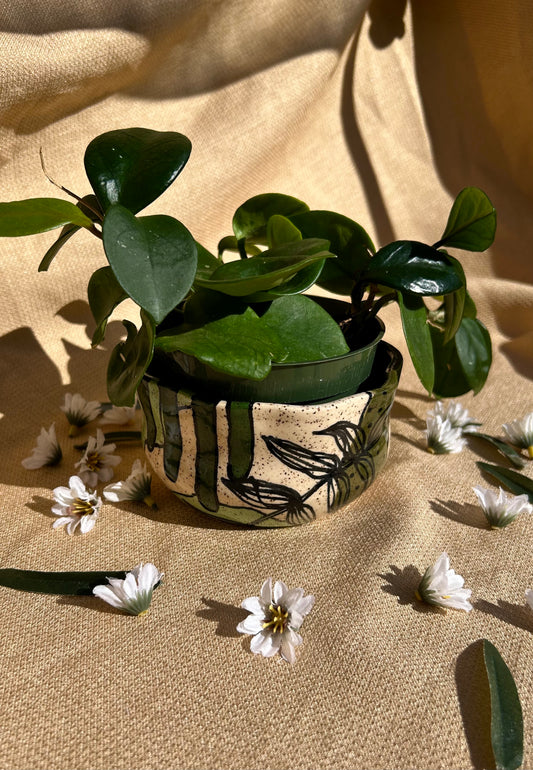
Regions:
[[194, 238, 334, 297], [260, 295, 349, 362], [469, 434, 527, 469], [38, 195, 103, 271], [436, 187, 497, 252], [477, 463, 533, 503], [194, 241, 221, 282], [107, 311, 156, 406], [482, 639, 523, 770], [290, 210, 374, 295], [102, 204, 197, 324], [463, 290, 478, 319], [87, 266, 129, 347], [430, 325, 471, 398], [266, 214, 302, 248], [243, 259, 326, 302], [455, 317, 492, 394], [232, 193, 309, 241], [217, 235, 261, 258], [84, 127, 191, 214], [0, 568, 128, 595], [38, 224, 80, 271], [155, 306, 285, 380], [442, 256, 467, 343], [0, 198, 93, 236], [363, 241, 464, 296], [398, 293, 434, 394]]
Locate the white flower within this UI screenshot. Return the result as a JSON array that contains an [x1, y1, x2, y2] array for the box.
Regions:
[[22, 423, 62, 469], [237, 577, 315, 664], [92, 563, 163, 615], [526, 589, 533, 612], [60, 393, 101, 435], [503, 412, 533, 458], [426, 415, 467, 454], [416, 552, 473, 612], [473, 485, 533, 529], [51, 475, 102, 535], [75, 429, 121, 487], [429, 400, 480, 433], [103, 459, 156, 508], [100, 405, 137, 426]]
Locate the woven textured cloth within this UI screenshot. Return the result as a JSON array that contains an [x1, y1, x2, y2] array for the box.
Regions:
[[1, 2, 532, 768]]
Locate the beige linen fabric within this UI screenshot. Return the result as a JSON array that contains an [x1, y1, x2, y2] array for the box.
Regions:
[[1, 2, 532, 768]]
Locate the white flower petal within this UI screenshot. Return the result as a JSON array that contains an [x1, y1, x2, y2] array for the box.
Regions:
[[526, 589, 533, 611], [273, 580, 289, 605], [241, 596, 263, 615], [238, 615, 265, 635], [259, 578, 272, 606], [92, 584, 125, 608]]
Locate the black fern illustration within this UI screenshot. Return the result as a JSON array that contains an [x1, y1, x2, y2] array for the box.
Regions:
[[221, 477, 315, 525], [262, 435, 351, 510]]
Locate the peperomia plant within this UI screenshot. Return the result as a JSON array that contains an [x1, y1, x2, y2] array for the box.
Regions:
[[0, 127, 496, 405]]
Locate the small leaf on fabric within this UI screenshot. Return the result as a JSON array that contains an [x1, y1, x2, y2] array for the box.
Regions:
[[482, 640, 523, 770], [476, 463, 533, 503]]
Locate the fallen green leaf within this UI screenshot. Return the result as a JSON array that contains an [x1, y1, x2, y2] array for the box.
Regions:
[[482, 639, 523, 770]]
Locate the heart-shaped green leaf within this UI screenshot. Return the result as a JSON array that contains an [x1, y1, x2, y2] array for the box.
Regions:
[[107, 311, 155, 405], [195, 238, 334, 297], [84, 127, 191, 214], [398, 293, 434, 394], [87, 266, 128, 347], [155, 306, 285, 380], [290, 210, 374, 295], [243, 259, 327, 302], [442, 256, 467, 343], [482, 640, 523, 770], [436, 187, 496, 252], [102, 204, 197, 324], [266, 214, 302, 248], [363, 241, 464, 296], [260, 295, 349, 361], [0, 198, 93, 236], [232, 193, 309, 241], [194, 242, 222, 282]]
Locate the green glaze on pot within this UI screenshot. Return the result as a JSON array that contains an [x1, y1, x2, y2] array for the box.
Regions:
[[140, 341, 402, 526]]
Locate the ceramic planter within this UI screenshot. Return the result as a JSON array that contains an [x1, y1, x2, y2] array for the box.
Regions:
[[138, 340, 402, 527]]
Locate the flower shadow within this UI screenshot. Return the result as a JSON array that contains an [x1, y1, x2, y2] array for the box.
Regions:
[[196, 597, 247, 638], [25, 495, 56, 520], [430, 498, 485, 529], [55, 594, 125, 615], [474, 598, 533, 633], [378, 564, 424, 609], [455, 639, 495, 770]]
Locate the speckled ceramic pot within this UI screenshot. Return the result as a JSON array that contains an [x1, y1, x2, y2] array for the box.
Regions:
[[138, 341, 402, 527]]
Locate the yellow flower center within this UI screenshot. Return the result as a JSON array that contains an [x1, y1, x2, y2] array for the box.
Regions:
[[263, 604, 289, 634], [85, 451, 102, 471], [72, 498, 95, 516]]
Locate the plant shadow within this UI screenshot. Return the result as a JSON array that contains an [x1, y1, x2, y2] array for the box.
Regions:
[[474, 598, 533, 634], [455, 639, 495, 770], [430, 499, 485, 529], [196, 597, 247, 638]]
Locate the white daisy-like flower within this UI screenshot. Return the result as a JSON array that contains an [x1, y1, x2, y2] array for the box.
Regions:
[[416, 552, 473, 612], [60, 393, 101, 436], [237, 577, 315, 664], [526, 589, 533, 612], [429, 400, 480, 433], [103, 459, 156, 508], [92, 562, 163, 616], [502, 412, 533, 458], [426, 414, 467, 454], [473, 485, 533, 529], [100, 405, 137, 426], [51, 475, 102, 535], [21, 423, 62, 469], [75, 428, 121, 487]]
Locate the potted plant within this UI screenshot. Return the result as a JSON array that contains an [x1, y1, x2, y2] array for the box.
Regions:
[[0, 128, 496, 526]]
